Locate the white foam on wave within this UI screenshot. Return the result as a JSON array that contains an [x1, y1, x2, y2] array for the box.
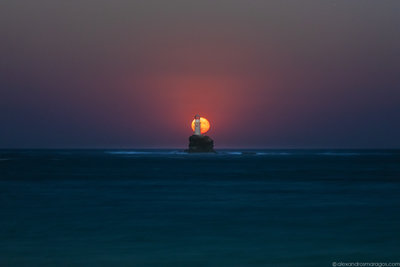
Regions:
[[224, 152, 242, 155]]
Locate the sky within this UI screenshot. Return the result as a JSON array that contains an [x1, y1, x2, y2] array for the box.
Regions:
[[1, 0, 399, 148]]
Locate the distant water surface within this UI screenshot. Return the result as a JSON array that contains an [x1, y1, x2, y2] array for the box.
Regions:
[[1, 149, 400, 266]]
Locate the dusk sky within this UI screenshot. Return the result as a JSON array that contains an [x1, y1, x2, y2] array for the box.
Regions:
[[1, 0, 399, 148]]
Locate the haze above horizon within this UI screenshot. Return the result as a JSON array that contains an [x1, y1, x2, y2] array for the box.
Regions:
[[1, 0, 399, 148]]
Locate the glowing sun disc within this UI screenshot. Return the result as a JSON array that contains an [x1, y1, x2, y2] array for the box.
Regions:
[[191, 117, 210, 134]]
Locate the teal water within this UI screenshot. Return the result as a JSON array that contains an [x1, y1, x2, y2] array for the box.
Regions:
[[1, 150, 400, 266]]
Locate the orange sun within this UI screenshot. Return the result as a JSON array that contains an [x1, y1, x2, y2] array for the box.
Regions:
[[191, 117, 210, 134]]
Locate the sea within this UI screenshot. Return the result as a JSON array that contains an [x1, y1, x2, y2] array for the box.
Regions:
[[1, 149, 399, 266]]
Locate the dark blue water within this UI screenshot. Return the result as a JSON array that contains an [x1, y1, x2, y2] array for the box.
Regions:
[[1, 149, 400, 266]]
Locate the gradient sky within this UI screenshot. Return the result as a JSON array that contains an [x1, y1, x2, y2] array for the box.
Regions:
[[1, 0, 399, 148]]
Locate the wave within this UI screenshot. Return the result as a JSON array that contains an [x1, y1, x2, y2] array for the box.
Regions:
[[105, 150, 395, 157], [255, 152, 292, 156], [316, 152, 361, 156], [107, 151, 187, 155], [106, 151, 292, 156]]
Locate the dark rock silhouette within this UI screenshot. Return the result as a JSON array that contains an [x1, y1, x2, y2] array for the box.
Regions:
[[185, 135, 215, 153]]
